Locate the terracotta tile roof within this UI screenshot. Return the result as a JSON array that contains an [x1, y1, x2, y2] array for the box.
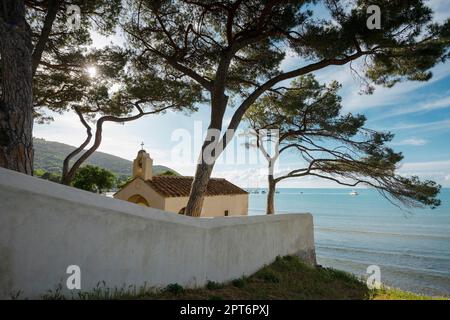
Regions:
[[144, 176, 248, 198]]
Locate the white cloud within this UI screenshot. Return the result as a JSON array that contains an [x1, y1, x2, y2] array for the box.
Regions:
[[428, 0, 450, 24], [399, 160, 450, 172], [388, 118, 450, 132], [396, 160, 450, 187], [298, 58, 450, 116], [342, 63, 450, 112], [373, 93, 450, 121], [90, 28, 125, 49], [391, 138, 428, 146]]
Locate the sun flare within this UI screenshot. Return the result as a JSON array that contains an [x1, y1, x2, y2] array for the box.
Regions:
[[86, 66, 97, 78]]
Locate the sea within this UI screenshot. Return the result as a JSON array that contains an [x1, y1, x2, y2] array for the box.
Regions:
[[248, 188, 450, 297]]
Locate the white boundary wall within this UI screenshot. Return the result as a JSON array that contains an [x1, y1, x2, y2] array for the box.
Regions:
[[0, 167, 315, 299]]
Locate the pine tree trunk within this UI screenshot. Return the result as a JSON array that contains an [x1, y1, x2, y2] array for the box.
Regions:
[[184, 161, 215, 217], [0, 1, 34, 174], [267, 177, 276, 215], [185, 96, 226, 217]]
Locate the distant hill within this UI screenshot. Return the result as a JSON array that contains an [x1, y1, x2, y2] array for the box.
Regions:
[[33, 138, 178, 178]]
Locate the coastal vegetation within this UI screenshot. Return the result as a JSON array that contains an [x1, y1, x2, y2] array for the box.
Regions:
[[1, 1, 449, 215], [244, 74, 441, 214], [123, 0, 450, 216], [0, 0, 201, 183], [0, 0, 122, 174]]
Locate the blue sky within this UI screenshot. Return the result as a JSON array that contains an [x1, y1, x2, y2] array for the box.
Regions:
[[34, 0, 450, 188]]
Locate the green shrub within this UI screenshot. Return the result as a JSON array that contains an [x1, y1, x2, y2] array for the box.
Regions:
[[165, 283, 184, 295], [231, 277, 247, 288], [206, 281, 224, 290], [72, 165, 116, 193], [257, 270, 280, 283]]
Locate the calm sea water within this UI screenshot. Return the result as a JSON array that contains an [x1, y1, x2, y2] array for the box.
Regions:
[[248, 188, 450, 297]]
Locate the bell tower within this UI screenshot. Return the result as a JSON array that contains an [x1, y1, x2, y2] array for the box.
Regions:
[[132, 149, 153, 180]]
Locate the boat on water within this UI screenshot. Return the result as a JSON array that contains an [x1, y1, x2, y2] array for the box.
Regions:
[[349, 190, 359, 196]]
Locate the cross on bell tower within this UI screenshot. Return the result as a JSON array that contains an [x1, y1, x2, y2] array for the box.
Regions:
[[132, 144, 153, 180]]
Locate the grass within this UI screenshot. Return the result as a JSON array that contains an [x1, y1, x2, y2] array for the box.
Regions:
[[372, 287, 447, 300], [41, 256, 447, 300]]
